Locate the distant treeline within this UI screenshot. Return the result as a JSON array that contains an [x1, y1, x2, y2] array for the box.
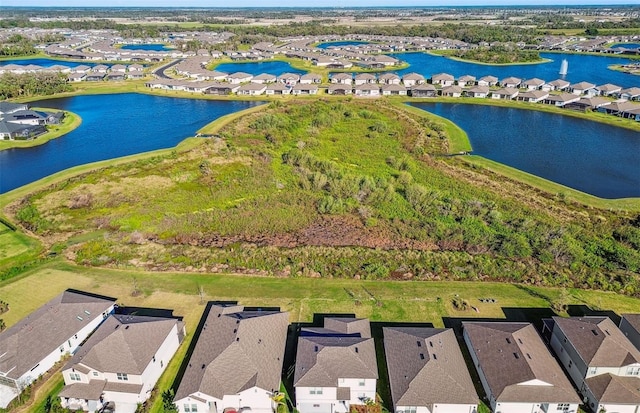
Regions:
[[0, 72, 71, 100]]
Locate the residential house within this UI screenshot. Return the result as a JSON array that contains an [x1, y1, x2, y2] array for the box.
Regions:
[[328, 84, 353, 95], [477, 76, 498, 87], [441, 85, 462, 98], [402, 73, 425, 87], [278, 73, 301, 86], [0, 102, 28, 115], [0, 290, 116, 408], [300, 73, 322, 85], [596, 83, 622, 97], [380, 84, 407, 96], [463, 322, 580, 413], [227, 72, 253, 84], [620, 87, 640, 101], [410, 84, 438, 98], [384, 327, 478, 413], [67, 73, 86, 82], [621, 106, 640, 121], [491, 88, 519, 100], [620, 314, 640, 351], [516, 90, 549, 103], [570, 81, 597, 96], [174, 304, 289, 413], [457, 75, 476, 86], [544, 316, 640, 413], [237, 83, 267, 96], [500, 77, 522, 89], [110, 64, 127, 73], [205, 83, 240, 95], [294, 317, 378, 413], [431, 73, 455, 87], [565, 96, 611, 111], [354, 83, 380, 97], [265, 83, 291, 95], [354, 73, 377, 86], [378, 73, 401, 85], [542, 93, 581, 107], [84, 73, 105, 81], [292, 84, 319, 95], [521, 78, 545, 91], [59, 314, 184, 413], [598, 100, 638, 116], [331, 73, 353, 85], [545, 79, 571, 92], [251, 73, 277, 84], [465, 85, 490, 98]]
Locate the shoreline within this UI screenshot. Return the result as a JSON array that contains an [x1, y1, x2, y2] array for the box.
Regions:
[[0, 109, 82, 152], [428, 50, 552, 66]]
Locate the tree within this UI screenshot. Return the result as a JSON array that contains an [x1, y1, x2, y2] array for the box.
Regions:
[[585, 26, 599, 36], [162, 389, 179, 413]]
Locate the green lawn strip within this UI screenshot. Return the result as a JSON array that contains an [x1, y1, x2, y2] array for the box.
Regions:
[[428, 50, 551, 66], [20, 373, 64, 413], [0, 109, 81, 151]]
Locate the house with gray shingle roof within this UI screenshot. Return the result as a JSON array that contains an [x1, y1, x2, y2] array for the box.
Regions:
[[544, 316, 640, 413], [0, 290, 116, 408], [621, 315, 640, 351], [59, 314, 184, 413], [294, 317, 378, 413], [431, 73, 455, 87], [174, 304, 289, 413], [384, 327, 478, 413], [463, 322, 580, 413], [401, 72, 425, 87]]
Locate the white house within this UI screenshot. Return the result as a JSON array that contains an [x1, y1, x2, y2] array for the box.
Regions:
[[0, 290, 116, 409], [174, 304, 289, 413], [384, 327, 478, 413], [237, 83, 267, 96], [431, 73, 455, 87], [226, 72, 253, 84], [354, 83, 380, 97], [294, 317, 378, 413], [463, 322, 580, 413], [59, 314, 184, 413], [544, 316, 640, 413], [402, 73, 425, 87], [500, 77, 522, 89]]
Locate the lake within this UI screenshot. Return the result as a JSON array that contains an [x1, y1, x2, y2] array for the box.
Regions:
[[610, 43, 640, 49], [0, 94, 261, 194], [410, 102, 640, 199], [390, 52, 640, 88], [316, 41, 372, 49], [213, 60, 306, 76], [120, 44, 174, 51], [0, 58, 101, 68]]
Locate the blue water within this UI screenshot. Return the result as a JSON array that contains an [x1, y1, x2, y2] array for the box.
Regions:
[[390, 52, 640, 89], [214, 60, 306, 76], [610, 43, 640, 49], [121, 44, 174, 51], [0, 94, 261, 193], [410, 102, 640, 199], [316, 41, 371, 49], [0, 58, 100, 68]]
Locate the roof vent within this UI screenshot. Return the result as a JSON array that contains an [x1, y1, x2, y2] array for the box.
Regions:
[[355, 347, 359, 353], [84, 310, 91, 315], [125, 326, 129, 330], [514, 353, 520, 359], [77, 316, 84, 321], [419, 353, 425, 360], [506, 338, 511, 344], [591, 330, 599, 336], [314, 346, 318, 352], [417, 341, 422, 347]]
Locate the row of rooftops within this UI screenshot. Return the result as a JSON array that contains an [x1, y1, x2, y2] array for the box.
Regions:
[[0, 63, 144, 75]]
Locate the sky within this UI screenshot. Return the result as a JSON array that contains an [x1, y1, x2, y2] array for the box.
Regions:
[[3, 0, 639, 7]]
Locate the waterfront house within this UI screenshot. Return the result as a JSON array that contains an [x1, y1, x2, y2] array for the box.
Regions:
[[294, 317, 378, 413], [354, 83, 380, 97], [545, 79, 571, 92], [516, 90, 549, 103], [431, 73, 455, 86], [491, 87, 519, 100], [205, 83, 240, 95], [331, 73, 353, 85], [463, 322, 581, 413], [300, 73, 322, 84], [92, 64, 109, 73], [500, 77, 522, 89], [59, 314, 184, 413], [0, 290, 116, 408], [354, 73, 377, 86], [542, 93, 581, 107], [380, 84, 407, 96], [410, 84, 438, 98], [265, 83, 291, 95], [599, 100, 639, 116], [596, 83, 622, 96], [570, 81, 597, 96], [384, 327, 479, 413], [110, 64, 127, 73], [477, 75, 498, 87], [465, 85, 490, 98], [174, 304, 289, 413], [378, 73, 401, 85], [5, 110, 48, 126], [227, 72, 253, 84], [620, 314, 640, 350], [521, 78, 545, 91], [457, 74, 476, 86], [251, 73, 277, 84], [543, 316, 640, 413], [328, 84, 352, 95], [237, 83, 267, 96], [620, 87, 640, 101], [402, 72, 425, 87], [0, 102, 29, 116], [278, 73, 301, 86], [441, 85, 462, 97], [621, 106, 640, 121], [85, 73, 105, 82]]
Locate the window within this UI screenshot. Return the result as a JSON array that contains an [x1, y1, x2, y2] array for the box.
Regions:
[[589, 367, 598, 375], [310, 387, 323, 395], [161, 360, 164, 368], [400, 407, 417, 413], [184, 404, 191, 412], [627, 367, 640, 376], [70, 373, 81, 381], [359, 379, 366, 386], [116, 373, 128, 381], [557, 404, 569, 411], [59, 346, 64, 353], [190, 405, 198, 412], [92, 372, 99, 377]]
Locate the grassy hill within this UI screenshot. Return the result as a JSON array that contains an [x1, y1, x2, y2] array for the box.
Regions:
[[6, 99, 640, 295]]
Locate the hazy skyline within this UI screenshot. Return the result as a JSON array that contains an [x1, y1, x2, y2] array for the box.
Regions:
[[3, 0, 639, 7]]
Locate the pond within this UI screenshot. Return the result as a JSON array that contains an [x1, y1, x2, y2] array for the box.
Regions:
[[390, 52, 640, 88], [0, 94, 262, 193], [410, 102, 640, 199], [610, 43, 640, 49], [316, 41, 372, 49], [120, 44, 174, 51], [0, 58, 101, 68], [213, 60, 306, 76]]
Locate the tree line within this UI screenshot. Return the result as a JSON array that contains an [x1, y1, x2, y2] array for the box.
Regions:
[[0, 72, 71, 100]]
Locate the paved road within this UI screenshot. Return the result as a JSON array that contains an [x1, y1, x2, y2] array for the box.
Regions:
[[153, 59, 183, 79]]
